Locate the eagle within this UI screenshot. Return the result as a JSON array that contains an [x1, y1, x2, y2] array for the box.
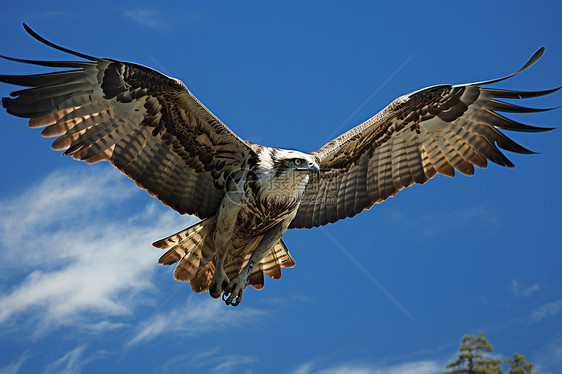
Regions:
[[1, 25, 557, 306]]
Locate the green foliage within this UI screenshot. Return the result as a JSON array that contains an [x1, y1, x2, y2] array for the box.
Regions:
[[444, 332, 503, 374], [444, 333, 554, 374], [506, 353, 533, 374]]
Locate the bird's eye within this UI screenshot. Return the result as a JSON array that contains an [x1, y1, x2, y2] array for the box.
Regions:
[[294, 159, 303, 166]]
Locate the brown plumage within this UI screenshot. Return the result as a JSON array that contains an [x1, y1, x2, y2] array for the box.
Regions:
[[1, 25, 254, 220], [289, 48, 558, 229], [154, 218, 295, 293], [1, 24, 557, 305]]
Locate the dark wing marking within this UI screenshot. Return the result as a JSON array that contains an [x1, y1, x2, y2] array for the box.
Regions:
[[1, 24, 256, 219], [290, 48, 558, 229]]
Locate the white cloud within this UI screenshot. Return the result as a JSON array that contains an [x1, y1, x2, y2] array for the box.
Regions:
[[159, 347, 257, 374], [126, 296, 265, 347], [530, 299, 562, 323], [44, 345, 90, 374], [385, 202, 499, 237], [421, 204, 498, 236], [0, 352, 29, 374], [210, 355, 257, 373], [534, 337, 562, 373], [512, 279, 540, 297], [377, 361, 440, 374], [289, 360, 441, 374], [292, 362, 316, 374], [0, 168, 134, 257], [124, 9, 163, 29], [0, 167, 195, 336]]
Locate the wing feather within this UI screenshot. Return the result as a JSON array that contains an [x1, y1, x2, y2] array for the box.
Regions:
[[1, 25, 255, 219], [290, 48, 556, 229], [404, 135, 426, 184]]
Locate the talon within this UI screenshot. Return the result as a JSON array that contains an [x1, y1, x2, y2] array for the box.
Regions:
[[224, 283, 244, 306], [225, 293, 233, 305], [209, 284, 220, 299], [209, 265, 230, 300]]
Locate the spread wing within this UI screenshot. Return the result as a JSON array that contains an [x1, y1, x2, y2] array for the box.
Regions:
[[290, 48, 558, 229], [1, 24, 255, 219]]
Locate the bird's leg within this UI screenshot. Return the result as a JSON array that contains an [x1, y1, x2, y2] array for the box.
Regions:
[[223, 222, 285, 306], [209, 248, 230, 299]]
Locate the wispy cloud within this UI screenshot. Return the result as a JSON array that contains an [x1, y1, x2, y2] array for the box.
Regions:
[[0, 167, 194, 336], [420, 204, 499, 237], [122, 6, 200, 31], [530, 299, 562, 323], [124, 9, 163, 29], [210, 355, 257, 373], [511, 279, 540, 297], [292, 362, 316, 374], [26, 11, 70, 20], [0, 352, 29, 374], [44, 345, 90, 374], [160, 348, 256, 374], [126, 297, 265, 347], [384, 202, 499, 237], [534, 337, 562, 373], [289, 360, 441, 374]]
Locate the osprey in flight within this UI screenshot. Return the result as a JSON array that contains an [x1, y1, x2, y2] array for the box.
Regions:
[[1, 25, 557, 306]]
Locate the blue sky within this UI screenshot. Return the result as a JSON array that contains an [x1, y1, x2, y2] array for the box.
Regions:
[[0, 1, 561, 373]]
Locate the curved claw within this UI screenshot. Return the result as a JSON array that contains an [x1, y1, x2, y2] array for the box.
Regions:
[[222, 291, 230, 302], [209, 266, 230, 299], [223, 279, 245, 306]]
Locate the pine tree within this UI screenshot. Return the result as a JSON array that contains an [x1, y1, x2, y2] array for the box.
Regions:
[[506, 353, 533, 374], [444, 332, 503, 374]]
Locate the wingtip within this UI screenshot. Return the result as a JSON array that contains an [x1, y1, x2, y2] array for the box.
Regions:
[[528, 126, 557, 133], [22, 23, 41, 41], [536, 46, 545, 56], [18, 23, 99, 62], [152, 239, 169, 249], [546, 85, 562, 96], [472, 47, 548, 87], [519, 46, 546, 72]]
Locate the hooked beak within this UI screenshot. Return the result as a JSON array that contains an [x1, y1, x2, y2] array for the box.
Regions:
[[311, 163, 320, 176], [297, 163, 320, 176]]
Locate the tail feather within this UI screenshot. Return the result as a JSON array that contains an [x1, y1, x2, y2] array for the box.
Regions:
[[173, 232, 209, 282], [249, 267, 265, 290], [248, 239, 295, 287], [260, 239, 295, 279], [153, 218, 210, 250], [190, 258, 216, 293], [154, 218, 216, 283], [263, 250, 282, 280], [224, 238, 261, 280], [155, 219, 297, 293]]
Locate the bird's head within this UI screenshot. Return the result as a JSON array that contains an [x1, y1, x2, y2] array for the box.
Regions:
[[253, 148, 320, 199], [269, 149, 320, 178], [253, 148, 320, 191]]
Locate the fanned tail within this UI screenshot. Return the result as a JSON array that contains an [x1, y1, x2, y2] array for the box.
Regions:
[[154, 219, 296, 294], [153, 218, 216, 286], [248, 239, 296, 290]]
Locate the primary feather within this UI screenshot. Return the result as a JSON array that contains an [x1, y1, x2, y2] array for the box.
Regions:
[[289, 48, 558, 229], [1, 24, 557, 305]]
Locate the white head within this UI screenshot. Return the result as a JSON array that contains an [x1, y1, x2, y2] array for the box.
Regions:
[[257, 148, 319, 178], [254, 148, 320, 197]]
